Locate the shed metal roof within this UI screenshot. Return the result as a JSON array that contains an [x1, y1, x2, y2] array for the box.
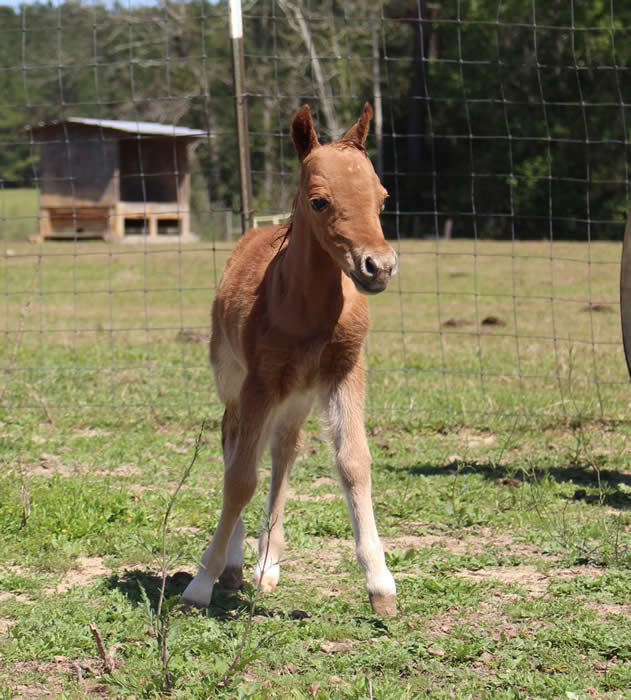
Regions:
[[30, 117, 207, 138]]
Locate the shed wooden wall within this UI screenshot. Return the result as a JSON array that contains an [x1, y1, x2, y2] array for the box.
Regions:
[[38, 124, 118, 208], [119, 137, 188, 204], [35, 123, 194, 238]]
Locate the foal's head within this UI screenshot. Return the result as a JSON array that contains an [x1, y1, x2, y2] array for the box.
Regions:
[[291, 103, 398, 295]]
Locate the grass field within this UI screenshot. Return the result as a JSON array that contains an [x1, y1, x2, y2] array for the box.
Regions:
[[1, 238, 631, 697], [1, 189, 39, 242]]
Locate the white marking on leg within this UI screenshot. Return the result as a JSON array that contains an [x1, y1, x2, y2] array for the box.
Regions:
[[322, 368, 396, 613], [343, 483, 396, 599], [183, 513, 237, 607]]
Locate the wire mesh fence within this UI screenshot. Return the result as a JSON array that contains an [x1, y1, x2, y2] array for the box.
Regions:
[[1, 0, 630, 429]]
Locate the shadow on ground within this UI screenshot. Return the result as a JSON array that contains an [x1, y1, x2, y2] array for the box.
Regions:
[[101, 569, 302, 619], [384, 459, 631, 509]]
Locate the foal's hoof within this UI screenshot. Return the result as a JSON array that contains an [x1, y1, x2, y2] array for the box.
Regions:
[[218, 565, 243, 590], [253, 562, 280, 593], [181, 575, 214, 608], [258, 577, 278, 594], [369, 592, 397, 617]]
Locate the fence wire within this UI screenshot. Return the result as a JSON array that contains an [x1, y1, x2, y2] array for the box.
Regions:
[[1, 0, 630, 428]]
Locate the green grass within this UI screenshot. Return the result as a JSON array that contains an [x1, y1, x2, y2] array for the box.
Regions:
[[1, 238, 631, 697], [0, 188, 39, 242]]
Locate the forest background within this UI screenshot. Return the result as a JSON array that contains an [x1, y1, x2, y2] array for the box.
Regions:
[[1, 0, 630, 241]]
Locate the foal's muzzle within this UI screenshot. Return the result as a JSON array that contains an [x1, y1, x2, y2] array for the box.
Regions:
[[349, 248, 399, 295]]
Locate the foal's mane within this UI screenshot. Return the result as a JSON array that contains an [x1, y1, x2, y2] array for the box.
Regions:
[[272, 220, 293, 261], [271, 190, 298, 261]]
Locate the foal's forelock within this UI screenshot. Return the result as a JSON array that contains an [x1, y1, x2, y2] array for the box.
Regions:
[[333, 139, 371, 157]]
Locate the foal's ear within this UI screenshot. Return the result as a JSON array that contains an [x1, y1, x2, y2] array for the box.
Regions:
[[291, 104, 320, 161], [343, 102, 373, 146]]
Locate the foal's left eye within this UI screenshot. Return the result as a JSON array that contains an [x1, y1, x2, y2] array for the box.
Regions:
[[311, 198, 329, 212]]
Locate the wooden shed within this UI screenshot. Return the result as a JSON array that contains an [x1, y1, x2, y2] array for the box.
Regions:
[[29, 118, 206, 240]]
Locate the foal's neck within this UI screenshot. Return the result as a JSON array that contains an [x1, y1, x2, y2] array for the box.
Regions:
[[273, 210, 347, 337]]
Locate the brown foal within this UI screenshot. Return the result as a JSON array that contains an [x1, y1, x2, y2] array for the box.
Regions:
[[182, 103, 399, 615]]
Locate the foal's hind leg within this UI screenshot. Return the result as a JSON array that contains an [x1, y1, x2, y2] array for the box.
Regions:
[[321, 363, 397, 616], [254, 393, 314, 592]]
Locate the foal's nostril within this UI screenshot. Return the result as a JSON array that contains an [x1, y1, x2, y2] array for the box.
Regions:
[[364, 256, 377, 278]]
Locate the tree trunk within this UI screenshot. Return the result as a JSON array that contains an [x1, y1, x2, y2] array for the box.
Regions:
[[277, 0, 340, 138], [263, 95, 273, 206], [406, 0, 431, 237], [371, 8, 383, 180]]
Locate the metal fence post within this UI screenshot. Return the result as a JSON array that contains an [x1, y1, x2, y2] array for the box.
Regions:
[[229, 0, 254, 235]]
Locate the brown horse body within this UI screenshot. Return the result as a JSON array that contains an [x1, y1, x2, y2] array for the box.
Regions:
[[182, 104, 398, 615]]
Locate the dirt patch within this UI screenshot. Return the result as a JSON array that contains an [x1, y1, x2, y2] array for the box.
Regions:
[[56, 557, 111, 594], [25, 454, 77, 478], [20, 456, 141, 480], [455, 563, 603, 597], [320, 639, 358, 654], [383, 533, 465, 553], [426, 595, 524, 641], [443, 318, 472, 328], [455, 429, 498, 450], [93, 463, 142, 478], [312, 477, 337, 488], [0, 616, 16, 636], [4, 657, 108, 698], [548, 565, 606, 580], [455, 564, 548, 595], [581, 303, 613, 313], [383, 529, 541, 559], [172, 525, 203, 535], [0, 591, 34, 605], [586, 602, 631, 620], [481, 315, 506, 327]]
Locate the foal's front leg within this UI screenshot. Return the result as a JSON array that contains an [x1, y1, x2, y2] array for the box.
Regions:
[[218, 405, 245, 590], [322, 364, 397, 616], [182, 383, 272, 608], [254, 394, 314, 592]]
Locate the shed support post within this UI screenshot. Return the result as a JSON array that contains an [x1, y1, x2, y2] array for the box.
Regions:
[[229, 0, 254, 235]]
